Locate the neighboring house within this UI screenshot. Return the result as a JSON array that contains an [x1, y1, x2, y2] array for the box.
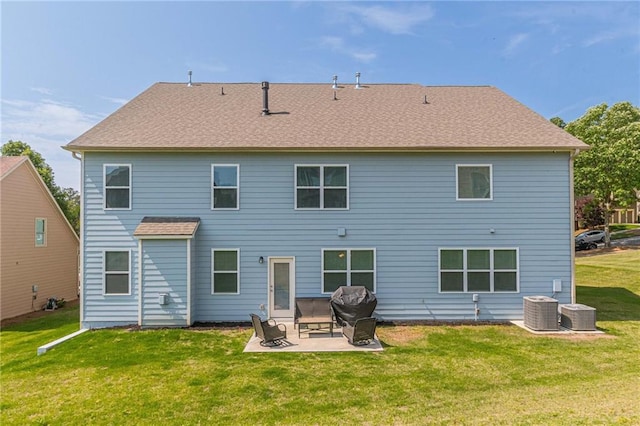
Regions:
[[611, 191, 640, 224], [0, 156, 79, 321], [64, 81, 588, 329]]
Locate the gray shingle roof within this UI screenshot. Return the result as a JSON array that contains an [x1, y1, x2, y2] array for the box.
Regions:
[[65, 82, 587, 152]]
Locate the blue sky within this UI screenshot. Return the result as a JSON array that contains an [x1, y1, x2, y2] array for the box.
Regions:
[[1, 1, 638, 190]]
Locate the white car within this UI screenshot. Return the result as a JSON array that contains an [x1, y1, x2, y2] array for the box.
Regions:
[[575, 230, 606, 244]]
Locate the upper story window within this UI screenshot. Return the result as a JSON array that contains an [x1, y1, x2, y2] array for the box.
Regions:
[[456, 165, 492, 200], [104, 250, 131, 295], [35, 218, 46, 247], [296, 165, 348, 209], [104, 164, 131, 209], [212, 165, 239, 210], [212, 249, 240, 294], [322, 248, 376, 294], [439, 248, 518, 293]]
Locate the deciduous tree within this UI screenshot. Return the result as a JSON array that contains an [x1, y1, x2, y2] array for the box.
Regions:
[[565, 102, 640, 245]]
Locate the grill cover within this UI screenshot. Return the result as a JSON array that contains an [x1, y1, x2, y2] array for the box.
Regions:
[[330, 286, 377, 327]]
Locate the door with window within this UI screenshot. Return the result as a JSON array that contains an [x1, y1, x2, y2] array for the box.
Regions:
[[268, 257, 295, 320]]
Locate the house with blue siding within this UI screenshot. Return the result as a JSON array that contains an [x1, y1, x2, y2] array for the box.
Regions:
[[64, 79, 588, 329]]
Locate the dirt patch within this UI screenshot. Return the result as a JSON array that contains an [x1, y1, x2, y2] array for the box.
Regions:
[[376, 325, 427, 345], [1, 299, 79, 328]]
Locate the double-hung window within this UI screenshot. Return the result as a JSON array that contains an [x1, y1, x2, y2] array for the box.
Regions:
[[456, 164, 492, 200], [212, 165, 239, 209], [212, 249, 239, 294], [296, 165, 348, 209], [35, 218, 47, 247], [322, 249, 375, 293], [439, 248, 518, 292], [104, 251, 130, 295], [104, 164, 131, 209]]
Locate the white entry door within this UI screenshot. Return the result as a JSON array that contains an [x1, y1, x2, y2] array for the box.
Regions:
[[269, 257, 295, 320]]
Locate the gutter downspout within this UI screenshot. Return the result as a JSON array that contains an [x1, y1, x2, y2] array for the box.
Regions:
[[71, 151, 84, 326], [570, 148, 580, 304]]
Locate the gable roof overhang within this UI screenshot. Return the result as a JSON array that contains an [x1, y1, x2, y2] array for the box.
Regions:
[[133, 217, 201, 240]]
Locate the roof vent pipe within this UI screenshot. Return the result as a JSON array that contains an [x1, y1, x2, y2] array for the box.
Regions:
[[188, 70, 192, 87], [355, 72, 361, 89], [261, 81, 270, 116], [332, 75, 338, 89]]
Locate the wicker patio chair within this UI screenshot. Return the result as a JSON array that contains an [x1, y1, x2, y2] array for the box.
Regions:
[[250, 314, 287, 346]]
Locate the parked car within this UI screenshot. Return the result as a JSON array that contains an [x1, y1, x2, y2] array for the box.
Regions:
[[575, 239, 598, 251], [575, 230, 606, 244]]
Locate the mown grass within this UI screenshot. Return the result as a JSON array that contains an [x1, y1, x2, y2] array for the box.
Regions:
[[2, 251, 639, 425]]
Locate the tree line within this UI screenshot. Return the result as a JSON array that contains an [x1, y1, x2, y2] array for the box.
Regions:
[[552, 101, 640, 245]]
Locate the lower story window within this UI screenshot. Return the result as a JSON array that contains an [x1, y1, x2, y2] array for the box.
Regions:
[[104, 251, 130, 295], [212, 249, 239, 294], [439, 248, 518, 292], [322, 249, 375, 294]]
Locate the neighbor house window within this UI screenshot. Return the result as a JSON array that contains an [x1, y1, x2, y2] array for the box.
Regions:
[[104, 251, 130, 295], [35, 218, 46, 247], [296, 165, 348, 209], [322, 249, 375, 293], [104, 164, 131, 209], [456, 165, 492, 200], [212, 249, 239, 294], [212, 165, 239, 209], [439, 248, 518, 292]]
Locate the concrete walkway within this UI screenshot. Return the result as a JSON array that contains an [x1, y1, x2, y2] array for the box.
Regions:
[[243, 323, 383, 353]]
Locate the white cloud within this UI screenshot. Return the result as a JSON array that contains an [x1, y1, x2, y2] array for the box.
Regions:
[[1, 98, 102, 189], [503, 33, 529, 55], [30, 87, 53, 96], [340, 4, 434, 35], [101, 96, 129, 106], [583, 28, 639, 47], [318, 36, 377, 63]]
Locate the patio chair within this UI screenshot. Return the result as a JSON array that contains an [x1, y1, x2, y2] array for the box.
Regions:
[[250, 314, 287, 346], [342, 317, 377, 346]]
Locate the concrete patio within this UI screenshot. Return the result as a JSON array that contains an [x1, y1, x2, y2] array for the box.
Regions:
[[243, 323, 383, 353]]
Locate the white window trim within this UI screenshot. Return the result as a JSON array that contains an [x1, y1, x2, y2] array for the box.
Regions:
[[438, 247, 519, 293], [456, 164, 493, 201], [295, 164, 349, 210], [103, 163, 132, 210], [103, 249, 132, 296], [321, 248, 376, 294], [211, 248, 240, 295], [35, 217, 47, 247], [211, 164, 240, 210]]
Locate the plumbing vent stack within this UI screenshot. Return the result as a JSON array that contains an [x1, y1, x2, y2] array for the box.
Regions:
[[332, 75, 338, 89], [261, 81, 270, 116], [187, 70, 192, 87], [355, 72, 361, 89]]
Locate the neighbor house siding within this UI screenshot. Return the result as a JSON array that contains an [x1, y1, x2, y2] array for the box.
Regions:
[[1, 160, 79, 320], [80, 151, 572, 327]]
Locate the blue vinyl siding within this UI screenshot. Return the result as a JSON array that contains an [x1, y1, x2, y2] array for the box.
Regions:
[[141, 240, 188, 327], [81, 151, 573, 327]]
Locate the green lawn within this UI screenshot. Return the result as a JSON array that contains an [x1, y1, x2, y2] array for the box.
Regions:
[[2, 251, 639, 425]]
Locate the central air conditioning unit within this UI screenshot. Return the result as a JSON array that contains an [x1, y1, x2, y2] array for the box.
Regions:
[[560, 304, 597, 331], [523, 296, 559, 331]]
